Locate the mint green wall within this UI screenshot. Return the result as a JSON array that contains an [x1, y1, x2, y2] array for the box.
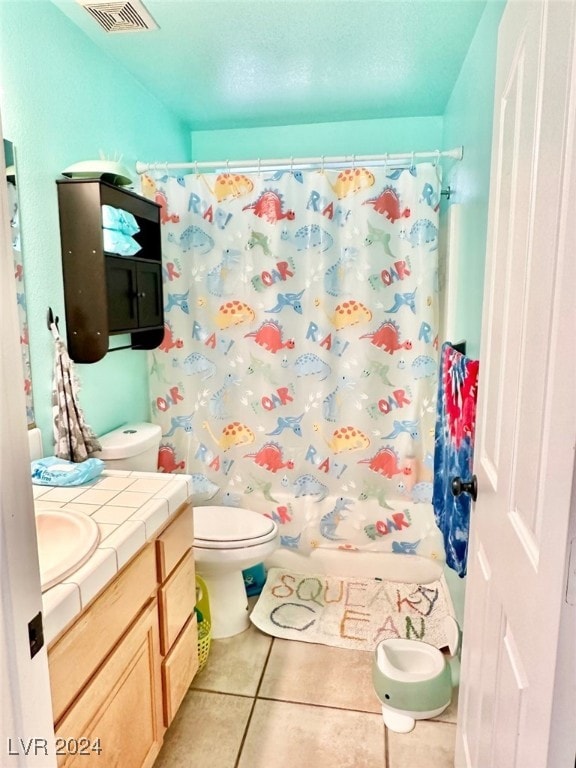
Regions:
[[442, 1, 505, 359], [0, 1, 190, 456], [191, 116, 444, 160], [0, 0, 502, 459]]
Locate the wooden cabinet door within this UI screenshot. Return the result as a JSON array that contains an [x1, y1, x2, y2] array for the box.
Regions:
[[55, 600, 164, 768], [106, 255, 138, 332], [136, 261, 163, 329]]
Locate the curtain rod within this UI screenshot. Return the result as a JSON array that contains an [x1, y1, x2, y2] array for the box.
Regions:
[[135, 146, 463, 175]]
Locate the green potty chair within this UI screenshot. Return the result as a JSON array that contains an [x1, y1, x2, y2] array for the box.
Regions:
[[372, 615, 460, 733]]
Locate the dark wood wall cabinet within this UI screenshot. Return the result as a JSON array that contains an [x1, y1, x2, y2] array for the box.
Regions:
[[56, 179, 165, 363]]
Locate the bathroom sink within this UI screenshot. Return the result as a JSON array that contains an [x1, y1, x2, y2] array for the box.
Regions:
[[35, 506, 100, 592]]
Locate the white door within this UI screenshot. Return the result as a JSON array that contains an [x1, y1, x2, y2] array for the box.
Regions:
[[0, 114, 56, 762], [455, 1, 576, 767]]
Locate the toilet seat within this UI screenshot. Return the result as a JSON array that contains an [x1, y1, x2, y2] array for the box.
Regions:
[[376, 639, 445, 683], [194, 505, 277, 550]]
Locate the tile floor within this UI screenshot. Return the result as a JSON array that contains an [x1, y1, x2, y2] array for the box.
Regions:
[[154, 622, 458, 768]]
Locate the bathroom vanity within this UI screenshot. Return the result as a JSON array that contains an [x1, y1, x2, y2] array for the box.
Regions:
[[37, 471, 198, 767]]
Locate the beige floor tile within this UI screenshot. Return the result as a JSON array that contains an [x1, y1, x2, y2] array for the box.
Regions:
[[260, 638, 381, 714], [388, 720, 456, 768], [238, 699, 385, 768], [191, 624, 273, 696], [154, 690, 253, 768]]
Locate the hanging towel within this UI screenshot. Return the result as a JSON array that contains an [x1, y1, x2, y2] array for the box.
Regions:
[[52, 333, 102, 462], [433, 342, 479, 577]]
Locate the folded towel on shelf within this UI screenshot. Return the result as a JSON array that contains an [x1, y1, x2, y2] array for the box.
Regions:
[[101, 205, 140, 235], [102, 228, 142, 256], [101, 204, 141, 256]]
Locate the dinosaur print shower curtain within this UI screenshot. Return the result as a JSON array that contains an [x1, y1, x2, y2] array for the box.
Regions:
[[144, 163, 446, 560]]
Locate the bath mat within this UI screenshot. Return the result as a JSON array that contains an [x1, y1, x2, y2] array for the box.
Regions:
[[250, 567, 455, 652]]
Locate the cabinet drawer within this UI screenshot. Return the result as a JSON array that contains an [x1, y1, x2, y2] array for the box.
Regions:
[[55, 599, 164, 768], [156, 505, 194, 581], [49, 543, 157, 723], [161, 614, 199, 726], [158, 549, 195, 655]]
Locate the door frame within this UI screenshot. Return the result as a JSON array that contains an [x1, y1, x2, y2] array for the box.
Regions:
[[0, 108, 56, 765]]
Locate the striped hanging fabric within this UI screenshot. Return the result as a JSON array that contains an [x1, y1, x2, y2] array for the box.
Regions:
[[51, 327, 101, 462]]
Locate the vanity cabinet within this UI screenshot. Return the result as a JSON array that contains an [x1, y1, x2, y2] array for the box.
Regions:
[[56, 179, 165, 363], [156, 504, 199, 726], [47, 503, 198, 767], [54, 600, 163, 768]]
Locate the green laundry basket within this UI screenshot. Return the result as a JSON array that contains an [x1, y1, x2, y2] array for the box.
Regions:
[[195, 575, 212, 671]]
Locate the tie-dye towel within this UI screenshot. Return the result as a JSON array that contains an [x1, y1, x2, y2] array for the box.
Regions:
[[433, 343, 479, 577]]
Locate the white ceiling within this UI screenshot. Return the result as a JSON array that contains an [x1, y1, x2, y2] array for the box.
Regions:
[[52, 0, 488, 131]]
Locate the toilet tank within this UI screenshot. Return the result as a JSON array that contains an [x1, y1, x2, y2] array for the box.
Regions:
[[94, 422, 161, 472]]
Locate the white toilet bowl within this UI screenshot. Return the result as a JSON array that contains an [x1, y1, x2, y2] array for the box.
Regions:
[[193, 505, 279, 639]]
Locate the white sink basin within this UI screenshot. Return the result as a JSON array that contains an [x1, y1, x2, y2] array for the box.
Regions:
[[35, 505, 101, 592]]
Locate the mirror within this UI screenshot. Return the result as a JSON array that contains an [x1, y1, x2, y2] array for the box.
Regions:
[[5, 139, 34, 425]]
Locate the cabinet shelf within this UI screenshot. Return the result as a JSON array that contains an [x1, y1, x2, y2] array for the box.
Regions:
[[56, 178, 165, 363]]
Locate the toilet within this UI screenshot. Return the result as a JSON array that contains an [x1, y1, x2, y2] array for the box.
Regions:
[[193, 505, 279, 639], [93, 422, 162, 471], [372, 615, 460, 733], [94, 422, 279, 640]]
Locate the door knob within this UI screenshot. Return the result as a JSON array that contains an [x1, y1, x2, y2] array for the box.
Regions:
[[451, 475, 478, 502]]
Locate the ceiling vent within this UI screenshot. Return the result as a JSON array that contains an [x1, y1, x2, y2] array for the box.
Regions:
[[75, 0, 158, 33]]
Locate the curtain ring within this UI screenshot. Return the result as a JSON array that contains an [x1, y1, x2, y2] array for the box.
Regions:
[[290, 156, 294, 174], [434, 149, 441, 168], [194, 160, 199, 176], [226, 159, 230, 174], [411, 151, 415, 170], [321, 155, 325, 173], [384, 153, 388, 172], [352, 154, 356, 170], [257, 158, 261, 176]]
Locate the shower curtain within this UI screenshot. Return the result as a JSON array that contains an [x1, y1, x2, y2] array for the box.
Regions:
[[144, 163, 445, 559]]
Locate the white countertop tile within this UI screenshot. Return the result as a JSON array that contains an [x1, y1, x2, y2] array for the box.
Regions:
[[42, 582, 82, 645], [63, 502, 102, 516], [110, 490, 153, 507], [154, 475, 190, 513], [71, 488, 123, 506], [35, 486, 87, 502], [92, 476, 138, 491], [128, 477, 173, 493], [129, 497, 170, 537], [41, 471, 192, 639], [61, 547, 118, 608], [92, 505, 141, 525], [102, 520, 147, 570], [97, 522, 117, 540]]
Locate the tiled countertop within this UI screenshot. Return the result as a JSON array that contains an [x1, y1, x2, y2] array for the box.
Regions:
[[33, 469, 193, 646]]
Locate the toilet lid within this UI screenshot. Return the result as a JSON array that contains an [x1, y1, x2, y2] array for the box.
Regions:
[[194, 505, 278, 549]]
